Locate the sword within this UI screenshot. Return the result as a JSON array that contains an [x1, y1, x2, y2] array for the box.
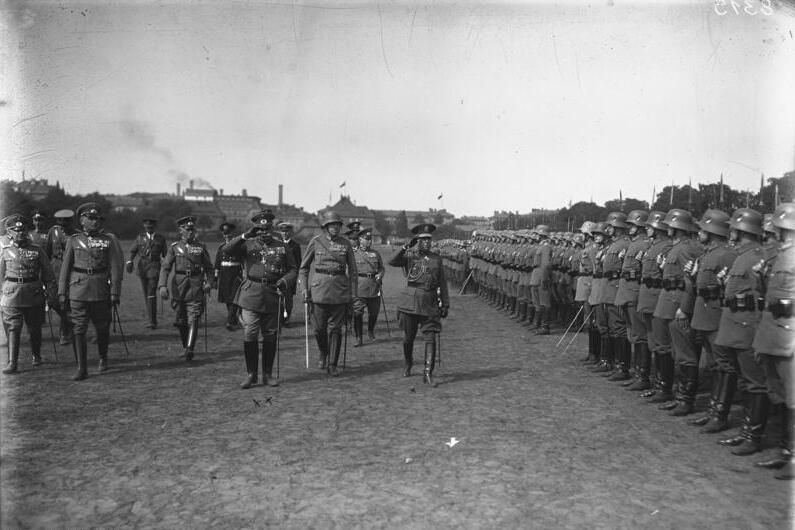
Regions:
[[304, 301, 310, 369], [555, 304, 585, 349], [562, 309, 592, 355], [113, 305, 130, 356], [379, 290, 391, 337], [46, 307, 58, 361]]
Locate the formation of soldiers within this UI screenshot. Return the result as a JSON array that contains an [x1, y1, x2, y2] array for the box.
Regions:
[[2, 201, 792, 479]]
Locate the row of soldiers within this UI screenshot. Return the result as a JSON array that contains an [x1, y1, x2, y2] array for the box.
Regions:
[[445, 204, 795, 480]]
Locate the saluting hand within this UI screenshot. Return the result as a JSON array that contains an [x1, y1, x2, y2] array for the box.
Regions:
[[244, 226, 262, 240]]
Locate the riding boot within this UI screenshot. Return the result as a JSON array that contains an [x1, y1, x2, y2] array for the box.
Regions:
[[149, 296, 158, 329], [262, 338, 279, 387], [669, 365, 699, 416], [315, 331, 329, 369], [580, 327, 595, 363], [2, 329, 20, 374], [648, 354, 675, 403], [757, 407, 793, 470], [328, 331, 342, 376], [727, 393, 769, 455], [226, 304, 238, 330], [97, 330, 110, 372], [184, 319, 199, 361], [690, 371, 721, 426], [701, 372, 737, 433], [592, 334, 613, 373], [508, 297, 518, 317], [402, 342, 414, 377], [512, 301, 525, 322], [241, 341, 259, 389], [525, 304, 536, 328], [423, 338, 437, 387], [178, 325, 189, 349], [73, 334, 88, 381], [534, 306, 550, 335], [353, 314, 364, 347], [367, 313, 378, 340], [627, 343, 652, 391], [607, 337, 632, 381]]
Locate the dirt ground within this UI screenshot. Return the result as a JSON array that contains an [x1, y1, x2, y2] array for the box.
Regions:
[[0, 243, 791, 529]]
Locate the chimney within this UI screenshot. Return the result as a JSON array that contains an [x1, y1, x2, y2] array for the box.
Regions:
[[278, 184, 283, 206], [242, 188, 247, 197], [190, 179, 194, 190], [176, 183, 181, 196], [219, 188, 223, 196]]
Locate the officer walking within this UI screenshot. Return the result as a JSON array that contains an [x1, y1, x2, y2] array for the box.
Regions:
[[46, 209, 75, 345], [58, 203, 124, 380], [214, 222, 244, 331], [352, 227, 385, 346], [225, 210, 297, 388], [126, 218, 167, 329], [1, 215, 57, 373], [158, 216, 213, 361], [388, 223, 450, 385], [299, 211, 358, 376], [277, 221, 302, 327]]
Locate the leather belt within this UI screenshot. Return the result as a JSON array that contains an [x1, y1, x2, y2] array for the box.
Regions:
[[622, 270, 640, 281], [4, 277, 38, 283], [314, 268, 345, 276], [642, 277, 663, 289], [358, 273, 377, 278], [724, 294, 765, 312], [175, 269, 203, 276], [247, 276, 278, 285], [662, 278, 686, 291], [72, 266, 107, 275], [769, 299, 795, 319], [697, 286, 722, 300], [220, 261, 240, 267], [592, 272, 604, 279], [606, 271, 621, 280]]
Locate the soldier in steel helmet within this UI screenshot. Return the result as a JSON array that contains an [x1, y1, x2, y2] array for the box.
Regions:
[[710, 208, 771, 455], [1, 215, 57, 373], [126, 217, 167, 329], [58, 203, 124, 380], [299, 210, 358, 376], [588, 222, 610, 372], [158, 215, 213, 362], [214, 222, 244, 331], [752, 202, 795, 479], [528, 225, 553, 335], [225, 210, 297, 388], [46, 209, 76, 345], [388, 223, 449, 385]]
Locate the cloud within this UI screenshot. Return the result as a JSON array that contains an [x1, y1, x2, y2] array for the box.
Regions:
[[118, 119, 173, 162]]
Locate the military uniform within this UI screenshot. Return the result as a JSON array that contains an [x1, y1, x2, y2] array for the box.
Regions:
[[126, 219, 167, 329], [214, 223, 244, 330], [1, 215, 57, 373], [599, 213, 633, 379], [158, 216, 213, 361], [529, 226, 553, 335], [277, 221, 302, 326], [28, 211, 48, 248], [388, 223, 449, 385], [298, 211, 358, 375], [45, 209, 75, 344], [227, 211, 297, 388], [58, 203, 124, 380], [352, 228, 385, 346]]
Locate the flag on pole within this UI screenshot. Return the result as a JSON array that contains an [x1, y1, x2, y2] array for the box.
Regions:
[[437, 193, 443, 200], [688, 176, 692, 210], [651, 185, 656, 208], [775, 183, 780, 207], [746, 191, 750, 207], [719, 173, 724, 206], [669, 181, 674, 206], [339, 181, 346, 188], [760, 173, 765, 208]]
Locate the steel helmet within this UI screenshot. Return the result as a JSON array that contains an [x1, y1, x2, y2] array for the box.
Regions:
[[771, 202, 795, 231], [580, 221, 596, 235], [606, 211, 629, 229], [321, 210, 343, 227], [646, 211, 668, 231], [664, 209, 695, 233], [696, 209, 730, 238], [729, 208, 764, 236], [627, 210, 649, 226], [591, 222, 608, 235], [534, 225, 551, 237]]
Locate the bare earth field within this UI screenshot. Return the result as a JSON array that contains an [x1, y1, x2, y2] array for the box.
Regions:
[[1, 243, 791, 529]]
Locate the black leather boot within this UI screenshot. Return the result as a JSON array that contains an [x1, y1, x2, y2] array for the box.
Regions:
[[30, 326, 43, 366], [262, 338, 279, 387], [226, 304, 238, 330], [757, 406, 793, 469], [648, 354, 675, 403], [626, 343, 652, 391], [592, 334, 613, 373], [403, 342, 413, 377], [670, 365, 699, 416], [353, 314, 364, 347], [701, 372, 736, 433], [149, 296, 158, 329], [608, 337, 632, 381], [184, 319, 199, 361], [73, 334, 88, 381], [328, 331, 342, 376], [367, 313, 377, 340], [423, 339, 437, 387], [241, 341, 259, 389], [513, 301, 526, 322], [178, 325, 189, 349], [534, 306, 550, 335], [2, 329, 20, 374], [97, 330, 110, 372], [582, 327, 601, 364], [690, 370, 721, 426], [727, 393, 769, 455], [316, 331, 329, 369]]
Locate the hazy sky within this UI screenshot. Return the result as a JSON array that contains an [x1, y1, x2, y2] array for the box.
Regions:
[[2, 0, 794, 217]]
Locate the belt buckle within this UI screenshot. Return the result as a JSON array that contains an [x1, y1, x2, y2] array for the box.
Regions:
[[86, 267, 94, 275]]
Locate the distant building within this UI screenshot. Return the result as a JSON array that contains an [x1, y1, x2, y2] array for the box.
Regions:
[[106, 195, 145, 212], [216, 193, 262, 227], [12, 178, 57, 201]]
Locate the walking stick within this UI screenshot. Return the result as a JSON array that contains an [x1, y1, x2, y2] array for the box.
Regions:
[[555, 304, 585, 349], [203, 292, 208, 354], [304, 301, 310, 369], [458, 269, 474, 295], [343, 305, 349, 370], [437, 330, 442, 367], [46, 307, 58, 361], [562, 309, 592, 355], [113, 305, 130, 356], [379, 290, 392, 337], [276, 294, 282, 380]]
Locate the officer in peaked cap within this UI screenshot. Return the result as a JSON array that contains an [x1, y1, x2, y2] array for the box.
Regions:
[[277, 220, 302, 326], [59, 202, 124, 380], [299, 210, 358, 375], [1, 214, 57, 373], [352, 227, 385, 346], [126, 217, 167, 329], [158, 215, 213, 362], [225, 210, 297, 388], [29, 210, 47, 248], [46, 209, 75, 344], [388, 223, 449, 385], [214, 221, 243, 331]]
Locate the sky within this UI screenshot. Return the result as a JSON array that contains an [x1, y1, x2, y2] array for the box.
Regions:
[[2, 0, 794, 217]]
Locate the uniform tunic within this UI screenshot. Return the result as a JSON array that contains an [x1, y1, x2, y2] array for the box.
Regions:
[[158, 239, 213, 325], [214, 238, 243, 304], [1, 241, 56, 332], [128, 231, 167, 308], [389, 247, 450, 341], [353, 246, 385, 317]]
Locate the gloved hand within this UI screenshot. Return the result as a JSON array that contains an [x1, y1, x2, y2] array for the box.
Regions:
[[440, 306, 449, 318], [276, 279, 287, 295], [159, 286, 169, 300], [125, 261, 134, 274], [244, 226, 262, 239], [407, 237, 418, 248], [302, 290, 311, 303], [674, 308, 690, 330], [110, 294, 120, 307]]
